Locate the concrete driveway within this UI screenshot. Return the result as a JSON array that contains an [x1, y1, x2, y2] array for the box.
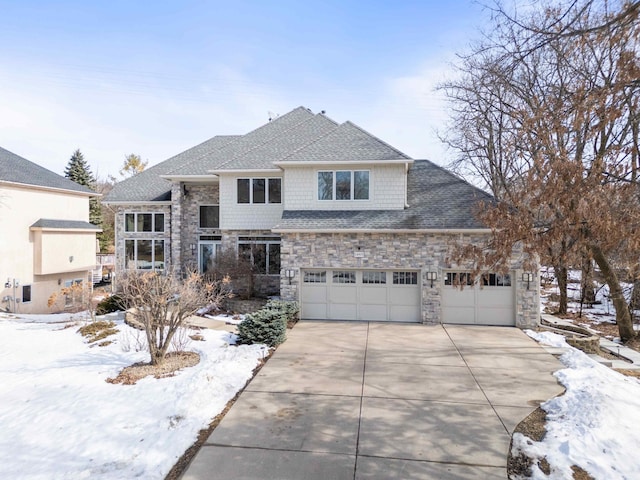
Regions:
[[182, 321, 564, 479]]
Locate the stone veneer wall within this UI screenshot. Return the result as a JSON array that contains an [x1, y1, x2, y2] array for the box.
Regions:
[[177, 183, 220, 270], [113, 204, 172, 274], [279, 232, 539, 328]]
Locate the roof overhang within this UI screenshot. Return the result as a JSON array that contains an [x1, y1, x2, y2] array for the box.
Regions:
[[30, 219, 102, 233], [208, 168, 282, 175], [101, 200, 172, 206], [272, 159, 414, 167], [159, 175, 219, 182], [0, 180, 98, 197], [271, 228, 492, 234]]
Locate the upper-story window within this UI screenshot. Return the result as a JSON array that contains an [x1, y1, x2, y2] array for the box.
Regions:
[[318, 170, 369, 201], [237, 178, 281, 204], [199, 205, 219, 229], [125, 213, 164, 232]]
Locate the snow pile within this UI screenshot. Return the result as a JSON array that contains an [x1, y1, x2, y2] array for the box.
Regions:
[[514, 330, 640, 479], [0, 316, 267, 479]]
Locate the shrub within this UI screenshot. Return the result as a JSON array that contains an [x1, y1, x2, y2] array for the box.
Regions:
[[236, 300, 299, 347], [96, 294, 126, 315]]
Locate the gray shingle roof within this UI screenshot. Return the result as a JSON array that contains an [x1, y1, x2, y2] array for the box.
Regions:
[[213, 113, 339, 171], [103, 135, 238, 203], [30, 219, 101, 230], [278, 121, 411, 163], [168, 106, 317, 175], [0, 146, 94, 194], [103, 106, 415, 204], [273, 160, 494, 231]]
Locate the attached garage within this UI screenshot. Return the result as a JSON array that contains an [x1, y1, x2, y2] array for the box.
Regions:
[[300, 269, 421, 322], [441, 271, 515, 326]]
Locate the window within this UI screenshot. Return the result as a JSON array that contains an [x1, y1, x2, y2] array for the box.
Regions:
[[333, 271, 356, 284], [199, 205, 220, 229], [22, 285, 32, 303], [125, 239, 165, 270], [63, 279, 83, 307], [393, 271, 418, 285], [318, 170, 369, 201], [304, 271, 327, 283], [124, 213, 164, 232], [445, 272, 474, 286], [237, 237, 280, 274], [237, 178, 282, 204], [362, 271, 386, 284], [481, 273, 512, 287]]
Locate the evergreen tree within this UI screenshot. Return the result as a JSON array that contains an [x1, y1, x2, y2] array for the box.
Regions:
[[64, 149, 102, 231]]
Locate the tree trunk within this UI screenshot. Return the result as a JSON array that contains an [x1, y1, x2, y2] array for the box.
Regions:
[[590, 244, 636, 341], [580, 256, 596, 314], [554, 264, 568, 314]]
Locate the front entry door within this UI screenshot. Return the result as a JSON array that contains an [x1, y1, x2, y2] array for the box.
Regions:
[[199, 241, 221, 274]]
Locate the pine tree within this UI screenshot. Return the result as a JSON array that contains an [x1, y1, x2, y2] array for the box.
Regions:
[[64, 149, 102, 231]]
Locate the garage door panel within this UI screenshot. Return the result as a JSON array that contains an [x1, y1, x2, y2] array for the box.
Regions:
[[390, 305, 422, 322], [330, 285, 357, 304], [300, 269, 420, 322], [360, 304, 388, 321], [302, 303, 328, 320], [330, 303, 358, 320], [360, 286, 388, 305], [442, 271, 515, 326]]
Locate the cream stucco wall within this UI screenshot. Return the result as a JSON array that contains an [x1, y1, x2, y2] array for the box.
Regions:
[[0, 183, 96, 313]]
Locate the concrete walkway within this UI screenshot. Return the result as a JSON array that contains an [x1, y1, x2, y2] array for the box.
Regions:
[[182, 322, 565, 480]]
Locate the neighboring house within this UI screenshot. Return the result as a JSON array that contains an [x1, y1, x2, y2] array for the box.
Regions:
[[104, 107, 539, 328], [0, 147, 101, 314]]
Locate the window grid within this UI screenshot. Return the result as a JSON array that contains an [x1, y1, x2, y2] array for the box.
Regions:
[[237, 178, 282, 204], [362, 271, 386, 284], [124, 213, 165, 233], [237, 237, 281, 275], [304, 271, 327, 283], [125, 239, 165, 271], [393, 271, 418, 285], [332, 271, 356, 284], [318, 170, 370, 201]]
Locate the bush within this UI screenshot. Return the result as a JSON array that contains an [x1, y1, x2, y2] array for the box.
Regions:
[[236, 300, 299, 347], [95, 294, 126, 316], [265, 299, 299, 320]]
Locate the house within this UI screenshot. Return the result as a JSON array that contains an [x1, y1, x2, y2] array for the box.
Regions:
[[103, 107, 539, 327], [0, 147, 101, 313]]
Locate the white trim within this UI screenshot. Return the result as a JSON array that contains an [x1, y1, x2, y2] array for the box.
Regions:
[[273, 159, 413, 167], [272, 228, 492, 234], [0, 179, 98, 197], [102, 201, 172, 206], [209, 168, 281, 174], [30, 227, 102, 233], [158, 175, 219, 182]]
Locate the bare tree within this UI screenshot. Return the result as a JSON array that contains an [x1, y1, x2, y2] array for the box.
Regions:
[[444, 0, 640, 340], [118, 270, 231, 365]]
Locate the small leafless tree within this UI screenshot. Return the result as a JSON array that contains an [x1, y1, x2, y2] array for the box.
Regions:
[[118, 270, 232, 366]]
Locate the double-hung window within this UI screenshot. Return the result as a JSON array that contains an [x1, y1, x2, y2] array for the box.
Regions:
[[124, 213, 164, 232], [237, 178, 282, 204], [318, 170, 369, 201]]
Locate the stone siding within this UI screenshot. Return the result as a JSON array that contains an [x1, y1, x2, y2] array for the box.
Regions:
[[279, 232, 539, 328], [113, 204, 171, 274]]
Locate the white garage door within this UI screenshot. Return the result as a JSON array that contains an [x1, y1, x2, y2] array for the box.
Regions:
[[441, 271, 515, 326], [300, 269, 421, 322]]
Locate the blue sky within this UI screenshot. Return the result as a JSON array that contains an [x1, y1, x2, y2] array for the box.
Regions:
[[0, 0, 490, 179]]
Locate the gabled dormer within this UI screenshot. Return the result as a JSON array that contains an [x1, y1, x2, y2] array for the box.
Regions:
[[273, 121, 413, 211]]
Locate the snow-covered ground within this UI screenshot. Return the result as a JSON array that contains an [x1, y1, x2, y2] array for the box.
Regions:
[[0, 312, 268, 480], [514, 330, 640, 479]]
